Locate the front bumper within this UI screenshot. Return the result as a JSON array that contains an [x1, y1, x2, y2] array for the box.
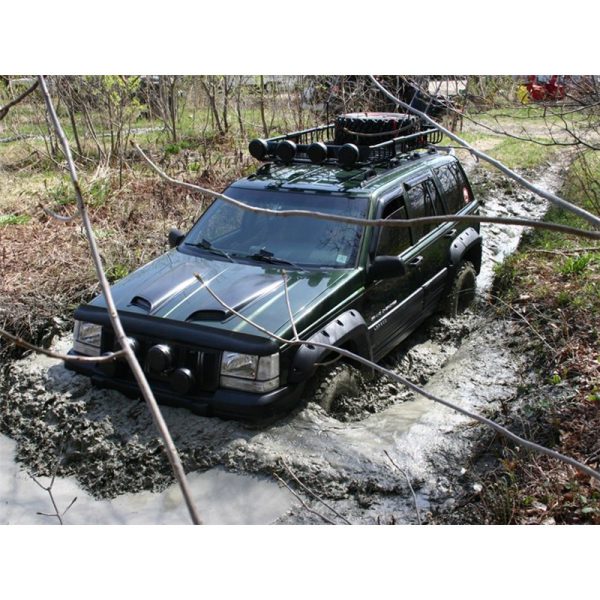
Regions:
[[66, 353, 303, 421], [68, 305, 302, 421]]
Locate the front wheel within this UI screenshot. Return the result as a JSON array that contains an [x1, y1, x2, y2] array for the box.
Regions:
[[441, 260, 477, 317], [309, 363, 365, 415]]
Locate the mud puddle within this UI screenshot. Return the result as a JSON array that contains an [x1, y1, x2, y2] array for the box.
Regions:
[[0, 157, 570, 524]]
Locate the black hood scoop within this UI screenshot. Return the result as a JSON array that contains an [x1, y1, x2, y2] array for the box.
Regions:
[[186, 309, 228, 323], [130, 296, 153, 312]]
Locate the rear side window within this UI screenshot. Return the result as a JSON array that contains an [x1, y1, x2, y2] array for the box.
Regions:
[[434, 162, 471, 213]]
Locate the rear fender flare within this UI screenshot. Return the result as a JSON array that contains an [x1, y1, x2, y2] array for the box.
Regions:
[[288, 309, 372, 383], [448, 227, 482, 274]]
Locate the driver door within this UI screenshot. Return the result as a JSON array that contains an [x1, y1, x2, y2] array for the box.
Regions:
[[364, 194, 425, 360]]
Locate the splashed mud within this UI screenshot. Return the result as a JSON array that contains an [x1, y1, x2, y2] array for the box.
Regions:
[[0, 157, 570, 524]]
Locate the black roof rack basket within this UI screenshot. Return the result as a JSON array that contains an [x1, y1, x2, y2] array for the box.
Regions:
[[248, 114, 443, 168]]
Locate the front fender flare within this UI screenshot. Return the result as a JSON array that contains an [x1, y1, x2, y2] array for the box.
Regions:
[[288, 309, 372, 383]]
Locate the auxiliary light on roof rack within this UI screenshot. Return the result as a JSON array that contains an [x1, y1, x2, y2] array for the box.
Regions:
[[248, 113, 443, 168]]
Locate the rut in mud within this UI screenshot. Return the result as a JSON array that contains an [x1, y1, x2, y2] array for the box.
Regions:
[[0, 155, 570, 524]]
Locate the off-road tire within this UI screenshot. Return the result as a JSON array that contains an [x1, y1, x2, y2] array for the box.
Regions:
[[441, 261, 477, 318], [309, 363, 365, 415], [334, 113, 419, 146]]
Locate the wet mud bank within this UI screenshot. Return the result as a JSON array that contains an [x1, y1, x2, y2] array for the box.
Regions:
[[0, 157, 571, 524]]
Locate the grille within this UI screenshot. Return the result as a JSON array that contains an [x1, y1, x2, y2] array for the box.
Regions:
[[101, 329, 220, 394]]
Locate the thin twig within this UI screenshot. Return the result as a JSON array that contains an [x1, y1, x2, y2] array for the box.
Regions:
[[29, 472, 77, 525], [38, 202, 78, 223], [384, 450, 422, 525], [0, 80, 39, 121], [368, 75, 600, 230], [281, 270, 299, 341], [194, 271, 600, 484], [486, 293, 556, 353], [273, 472, 337, 525], [133, 141, 600, 241], [530, 247, 600, 256], [280, 458, 352, 525], [0, 326, 125, 363], [38, 76, 202, 525]]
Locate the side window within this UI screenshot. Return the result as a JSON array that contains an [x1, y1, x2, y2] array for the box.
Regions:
[[424, 179, 447, 215], [434, 162, 471, 213], [377, 199, 411, 256]]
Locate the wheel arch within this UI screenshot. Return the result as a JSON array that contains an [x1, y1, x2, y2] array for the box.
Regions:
[[288, 309, 373, 384], [449, 227, 482, 274]]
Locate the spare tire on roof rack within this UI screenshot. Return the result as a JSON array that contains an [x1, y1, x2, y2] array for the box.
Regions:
[[334, 112, 420, 146]]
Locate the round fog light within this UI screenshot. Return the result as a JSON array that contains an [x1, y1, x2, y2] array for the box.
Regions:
[[147, 344, 172, 373], [171, 368, 195, 395]]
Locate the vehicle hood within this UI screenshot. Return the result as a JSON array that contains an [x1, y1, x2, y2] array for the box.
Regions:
[[89, 249, 361, 338]]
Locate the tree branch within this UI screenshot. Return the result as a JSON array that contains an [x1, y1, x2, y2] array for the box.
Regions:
[[133, 141, 600, 241], [37, 75, 202, 525], [0, 326, 125, 363], [368, 75, 600, 230], [0, 79, 39, 121], [194, 271, 600, 484]]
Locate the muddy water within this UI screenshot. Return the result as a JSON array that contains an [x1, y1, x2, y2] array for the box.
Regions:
[[0, 158, 569, 524]]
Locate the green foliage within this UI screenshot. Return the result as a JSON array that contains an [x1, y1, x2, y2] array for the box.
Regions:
[[487, 137, 557, 170], [0, 213, 31, 226], [47, 176, 111, 208], [106, 263, 130, 282], [47, 178, 75, 206], [559, 253, 594, 277], [87, 178, 111, 208], [492, 256, 519, 298], [549, 373, 562, 385]]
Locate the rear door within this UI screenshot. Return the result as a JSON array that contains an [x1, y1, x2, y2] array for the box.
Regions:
[[404, 173, 454, 315]]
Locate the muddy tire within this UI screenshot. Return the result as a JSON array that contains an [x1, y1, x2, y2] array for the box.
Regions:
[[334, 113, 418, 146], [309, 363, 365, 415], [441, 261, 477, 318]]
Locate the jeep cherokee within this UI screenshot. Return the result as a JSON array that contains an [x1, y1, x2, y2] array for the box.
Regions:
[[68, 113, 482, 420]]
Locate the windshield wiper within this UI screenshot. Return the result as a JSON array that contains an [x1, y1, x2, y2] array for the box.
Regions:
[[236, 248, 306, 271], [185, 238, 235, 263]]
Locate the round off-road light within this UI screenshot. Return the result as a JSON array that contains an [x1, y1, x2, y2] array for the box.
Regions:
[[147, 344, 172, 373], [170, 368, 195, 395], [249, 138, 269, 160], [338, 143, 360, 167], [307, 142, 328, 164], [276, 140, 296, 163]]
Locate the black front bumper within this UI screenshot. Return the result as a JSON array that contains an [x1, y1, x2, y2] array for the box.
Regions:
[[66, 355, 304, 421], [69, 305, 302, 421]]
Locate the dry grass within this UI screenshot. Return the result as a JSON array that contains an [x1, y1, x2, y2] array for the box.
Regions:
[[0, 145, 247, 359]]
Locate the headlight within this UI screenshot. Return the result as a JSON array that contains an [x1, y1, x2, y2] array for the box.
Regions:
[[73, 320, 102, 356], [220, 352, 279, 393]]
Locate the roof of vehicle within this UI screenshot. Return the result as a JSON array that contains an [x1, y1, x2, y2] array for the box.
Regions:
[[232, 149, 458, 196]]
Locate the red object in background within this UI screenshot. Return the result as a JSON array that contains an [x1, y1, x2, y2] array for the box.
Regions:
[[526, 76, 566, 101]]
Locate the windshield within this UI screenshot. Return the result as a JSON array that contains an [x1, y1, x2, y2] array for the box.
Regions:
[[183, 187, 369, 268]]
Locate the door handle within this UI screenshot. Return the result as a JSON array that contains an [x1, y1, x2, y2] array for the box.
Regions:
[[444, 228, 457, 238], [407, 255, 423, 268]]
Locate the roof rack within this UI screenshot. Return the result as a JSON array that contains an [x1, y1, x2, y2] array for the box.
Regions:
[[248, 113, 444, 169]]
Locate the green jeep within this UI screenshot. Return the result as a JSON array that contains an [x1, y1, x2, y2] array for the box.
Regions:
[[68, 113, 482, 420]]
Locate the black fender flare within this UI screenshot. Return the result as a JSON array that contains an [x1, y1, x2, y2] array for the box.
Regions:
[[448, 227, 482, 274], [288, 309, 373, 383]]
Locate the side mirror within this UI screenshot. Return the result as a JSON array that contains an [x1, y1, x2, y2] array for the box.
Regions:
[[368, 256, 406, 281], [168, 227, 185, 248]]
